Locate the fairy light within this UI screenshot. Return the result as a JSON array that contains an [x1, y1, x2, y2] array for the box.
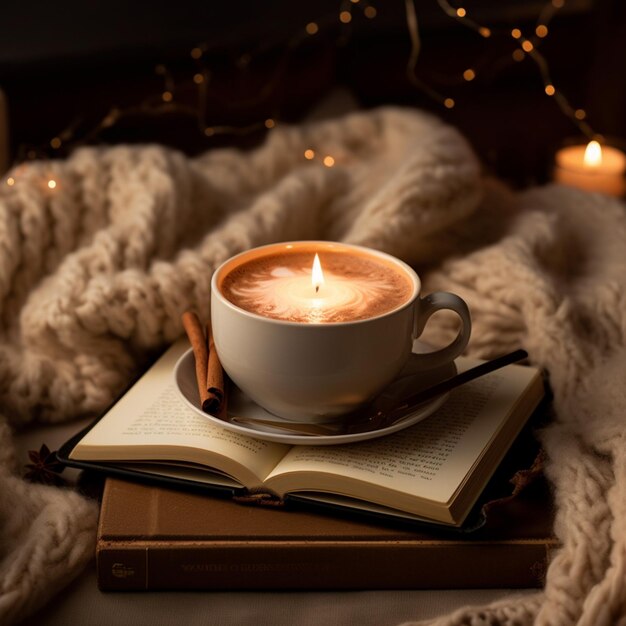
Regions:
[[47, 179, 57, 189], [6, 176, 15, 186], [11, 0, 598, 168], [339, 11, 352, 24], [463, 68, 475, 81]]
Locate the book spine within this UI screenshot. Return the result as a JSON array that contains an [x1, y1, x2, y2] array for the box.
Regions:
[[97, 541, 553, 591]]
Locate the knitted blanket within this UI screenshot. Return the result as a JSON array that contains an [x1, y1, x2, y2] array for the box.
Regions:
[[1, 106, 625, 626]]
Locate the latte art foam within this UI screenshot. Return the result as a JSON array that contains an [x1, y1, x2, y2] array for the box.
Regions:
[[220, 250, 414, 323]]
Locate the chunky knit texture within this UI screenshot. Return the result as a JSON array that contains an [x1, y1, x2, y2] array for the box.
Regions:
[[1, 106, 625, 625]]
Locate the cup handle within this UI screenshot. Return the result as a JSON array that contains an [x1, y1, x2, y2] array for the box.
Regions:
[[412, 292, 472, 369]]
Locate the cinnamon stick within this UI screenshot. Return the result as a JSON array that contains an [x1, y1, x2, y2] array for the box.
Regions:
[[205, 321, 225, 416], [181, 311, 210, 410]]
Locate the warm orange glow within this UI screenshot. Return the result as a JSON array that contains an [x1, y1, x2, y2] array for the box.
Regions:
[[479, 27, 491, 38], [265, 119, 275, 129], [463, 68, 475, 81], [364, 6, 377, 18], [584, 140, 602, 167], [456, 7, 466, 17], [6, 177, 15, 186], [162, 91, 173, 102], [522, 40, 534, 52], [511, 28, 522, 39], [305, 22, 319, 35], [444, 98, 455, 109], [311, 254, 325, 293], [50, 137, 62, 149], [193, 73, 204, 84], [47, 179, 57, 189], [575, 109, 586, 120], [304, 149, 315, 160], [545, 84, 556, 96], [339, 10, 352, 23], [323, 156, 335, 167], [512, 49, 525, 62], [536, 25, 548, 37]]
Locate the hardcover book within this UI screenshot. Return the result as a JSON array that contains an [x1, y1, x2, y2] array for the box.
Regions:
[[60, 338, 545, 529], [96, 476, 557, 591]]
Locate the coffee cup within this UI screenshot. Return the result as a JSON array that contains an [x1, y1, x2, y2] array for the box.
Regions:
[[211, 241, 471, 422]]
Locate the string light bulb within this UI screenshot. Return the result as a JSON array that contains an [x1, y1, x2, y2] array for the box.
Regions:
[[339, 10, 352, 24], [545, 84, 556, 96], [264, 118, 275, 129], [304, 149, 315, 160], [364, 6, 376, 18], [456, 7, 466, 17], [323, 156, 335, 167], [444, 98, 455, 109], [305, 22, 319, 35], [463, 68, 476, 81], [47, 179, 57, 189], [6, 177, 15, 186]]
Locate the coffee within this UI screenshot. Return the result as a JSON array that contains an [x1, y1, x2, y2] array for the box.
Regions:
[[219, 248, 414, 323]]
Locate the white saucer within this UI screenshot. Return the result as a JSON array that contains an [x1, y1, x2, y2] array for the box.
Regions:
[[173, 341, 456, 446]]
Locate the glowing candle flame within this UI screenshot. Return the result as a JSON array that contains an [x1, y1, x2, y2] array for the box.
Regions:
[[311, 253, 325, 294], [584, 140, 602, 168]]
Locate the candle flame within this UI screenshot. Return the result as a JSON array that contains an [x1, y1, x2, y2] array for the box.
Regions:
[[584, 140, 602, 167], [311, 253, 325, 293]]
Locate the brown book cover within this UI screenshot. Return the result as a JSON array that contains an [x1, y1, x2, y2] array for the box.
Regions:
[[96, 475, 557, 591]]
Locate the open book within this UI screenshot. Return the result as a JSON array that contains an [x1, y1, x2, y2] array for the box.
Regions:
[[61, 339, 544, 528]]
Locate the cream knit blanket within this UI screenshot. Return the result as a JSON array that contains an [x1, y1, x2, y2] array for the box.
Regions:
[[1, 106, 625, 625]]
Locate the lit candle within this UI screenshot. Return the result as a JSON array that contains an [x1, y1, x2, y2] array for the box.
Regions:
[[219, 243, 415, 324], [554, 139, 626, 197]]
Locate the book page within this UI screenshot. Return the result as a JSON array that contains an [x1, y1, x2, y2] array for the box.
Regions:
[[70, 339, 290, 487], [265, 362, 540, 512]]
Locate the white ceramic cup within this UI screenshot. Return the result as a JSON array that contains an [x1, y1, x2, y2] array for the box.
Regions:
[[211, 241, 471, 422]]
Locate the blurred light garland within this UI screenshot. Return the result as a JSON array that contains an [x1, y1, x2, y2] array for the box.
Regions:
[[4, 0, 599, 186]]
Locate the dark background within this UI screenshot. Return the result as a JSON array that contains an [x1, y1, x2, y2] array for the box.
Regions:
[[1, 0, 625, 187]]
